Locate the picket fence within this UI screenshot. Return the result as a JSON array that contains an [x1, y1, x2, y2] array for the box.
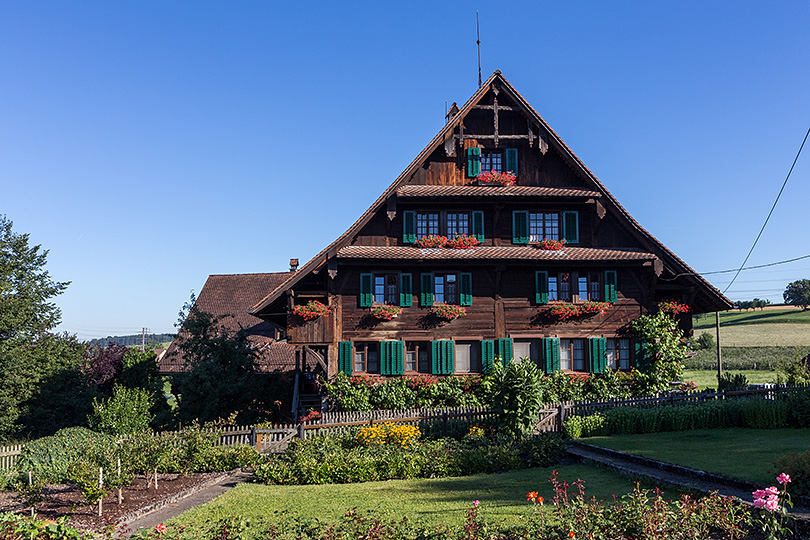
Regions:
[[2, 383, 808, 468]]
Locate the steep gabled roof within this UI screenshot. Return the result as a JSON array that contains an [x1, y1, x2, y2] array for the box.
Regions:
[[251, 71, 732, 316]]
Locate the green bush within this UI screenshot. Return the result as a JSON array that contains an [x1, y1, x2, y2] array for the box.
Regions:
[[484, 359, 544, 438], [15, 426, 116, 484], [87, 384, 155, 435], [718, 372, 749, 392], [563, 413, 607, 438], [773, 450, 810, 498], [253, 433, 566, 485], [0, 512, 85, 539]]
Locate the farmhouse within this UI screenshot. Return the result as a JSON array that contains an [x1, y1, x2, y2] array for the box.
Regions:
[[248, 71, 732, 380]]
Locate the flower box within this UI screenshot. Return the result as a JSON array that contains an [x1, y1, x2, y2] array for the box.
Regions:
[[414, 235, 448, 248], [545, 301, 609, 320], [292, 300, 330, 321], [446, 234, 481, 249], [371, 305, 402, 321], [431, 304, 466, 320], [476, 169, 517, 186], [658, 300, 690, 315], [532, 238, 565, 251]]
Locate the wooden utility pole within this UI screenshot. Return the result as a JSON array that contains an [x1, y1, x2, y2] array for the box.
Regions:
[[715, 311, 723, 382]]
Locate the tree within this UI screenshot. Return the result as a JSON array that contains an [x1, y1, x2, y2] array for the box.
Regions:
[[784, 279, 810, 311], [0, 216, 80, 439], [172, 296, 259, 425]]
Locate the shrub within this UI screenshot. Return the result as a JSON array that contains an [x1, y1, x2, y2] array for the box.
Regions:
[[87, 384, 155, 435], [355, 422, 421, 449], [694, 331, 716, 350], [253, 433, 566, 485], [0, 513, 86, 539], [718, 372, 749, 392], [15, 426, 116, 484], [483, 359, 544, 438], [563, 413, 607, 438], [773, 451, 810, 498]]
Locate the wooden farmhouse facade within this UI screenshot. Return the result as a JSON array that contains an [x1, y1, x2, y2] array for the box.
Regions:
[[250, 71, 732, 379]]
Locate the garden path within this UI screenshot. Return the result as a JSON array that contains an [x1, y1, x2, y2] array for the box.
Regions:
[[120, 470, 253, 538]]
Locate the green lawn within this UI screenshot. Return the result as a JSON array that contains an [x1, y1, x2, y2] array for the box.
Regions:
[[583, 428, 810, 485], [165, 464, 660, 533], [682, 369, 777, 390]]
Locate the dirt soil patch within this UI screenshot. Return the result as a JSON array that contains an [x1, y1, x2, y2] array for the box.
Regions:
[[0, 472, 222, 533]]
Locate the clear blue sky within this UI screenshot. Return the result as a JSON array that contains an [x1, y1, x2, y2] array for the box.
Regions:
[[2, 2, 809, 341]]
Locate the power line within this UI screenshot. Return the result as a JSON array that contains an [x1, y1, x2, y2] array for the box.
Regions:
[[703, 253, 810, 275], [723, 126, 810, 294]]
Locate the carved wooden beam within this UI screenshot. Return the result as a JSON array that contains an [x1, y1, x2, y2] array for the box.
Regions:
[[386, 196, 397, 221], [473, 104, 516, 111], [493, 94, 499, 148], [528, 120, 535, 147], [539, 132, 549, 155], [461, 134, 530, 140], [444, 134, 457, 157], [327, 258, 337, 279]]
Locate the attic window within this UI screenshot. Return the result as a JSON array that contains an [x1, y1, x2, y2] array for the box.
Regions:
[[481, 150, 503, 173]]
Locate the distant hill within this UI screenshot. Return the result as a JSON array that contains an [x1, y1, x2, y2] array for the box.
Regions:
[[89, 333, 175, 347]]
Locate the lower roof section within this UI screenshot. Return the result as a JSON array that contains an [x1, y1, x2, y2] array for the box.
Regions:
[[337, 245, 658, 263]]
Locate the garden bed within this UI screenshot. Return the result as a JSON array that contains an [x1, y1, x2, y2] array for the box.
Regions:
[[0, 472, 222, 532]]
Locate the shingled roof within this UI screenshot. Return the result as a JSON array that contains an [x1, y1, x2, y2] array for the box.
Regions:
[[250, 71, 732, 317], [160, 272, 296, 374]]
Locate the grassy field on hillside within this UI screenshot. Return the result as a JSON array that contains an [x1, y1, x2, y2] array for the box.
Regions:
[[683, 346, 809, 370], [693, 307, 810, 329]]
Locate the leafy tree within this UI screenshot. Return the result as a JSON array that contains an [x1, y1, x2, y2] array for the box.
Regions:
[[81, 343, 129, 394], [172, 296, 259, 425], [694, 331, 715, 351], [87, 384, 155, 434], [784, 279, 810, 311], [0, 216, 81, 439]]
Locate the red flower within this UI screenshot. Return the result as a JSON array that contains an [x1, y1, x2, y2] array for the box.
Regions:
[[154, 523, 167, 535]]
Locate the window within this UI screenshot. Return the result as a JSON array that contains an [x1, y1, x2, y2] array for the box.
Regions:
[[577, 275, 588, 301], [434, 273, 458, 304], [560, 339, 586, 372], [446, 212, 470, 236], [606, 338, 631, 370], [481, 150, 503, 172], [548, 275, 559, 301], [514, 339, 540, 366], [416, 212, 439, 238], [406, 342, 430, 372], [373, 274, 399, 305], [354, 342, 379, 374], [455, 341, 481, 373], [589, 272, 601, 301], [559, 273, 571, 301], [529, 213, 559, 241]]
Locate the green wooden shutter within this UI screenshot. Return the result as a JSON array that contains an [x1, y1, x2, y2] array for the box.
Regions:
[[497, 338, 513, 365], [420, 273, 434, 306], [535, 271, 549, 304], [512, 211, 529, 244], [460, 272, 472, 306], [542, 337, 560, 374], [505, 148, 518, 175], [467, 147, 481, 177], [635, 339, 651, 372], [562, 211, 579, 244], [403, 211, 416, 244], [380, 341, 392, 376], [360, 273, 373, 307], [431, 340, 454, 374], [381, 341, 405, 376], [393, 341, 405, 375], [604, 271, 618, 303], [481, 340, 495, 374], [338, 341, 353, 375], [444, 340, 455, 374], [400, 273, 413, 307], [589, 337, 607, 374], [472, 211, 485, 242]]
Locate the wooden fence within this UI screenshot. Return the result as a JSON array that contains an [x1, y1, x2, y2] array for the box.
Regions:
[[2, 384, 808, 468], [0, 444, 21, 471]]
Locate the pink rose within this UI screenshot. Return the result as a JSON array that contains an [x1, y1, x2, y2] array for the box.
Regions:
[[777, 473, 791, 484], [753, 498, 767, 508], [752, 489, 768, 499], [764, 497, 780, 512], [765, 486, 779, 496]]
